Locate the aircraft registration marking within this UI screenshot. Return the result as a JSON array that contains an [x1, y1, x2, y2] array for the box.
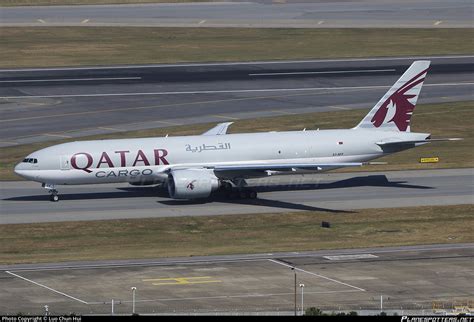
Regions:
[[142, 276, 222, 286]]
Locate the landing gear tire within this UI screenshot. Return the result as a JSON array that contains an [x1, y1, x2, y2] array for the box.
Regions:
[[228, 191, 239, 199], [248, 190, 257, 199], [221, 181, 233, 191], [226, 189, 257, 199], [239, 191, 248, 199], [49, 190, 59, 202]]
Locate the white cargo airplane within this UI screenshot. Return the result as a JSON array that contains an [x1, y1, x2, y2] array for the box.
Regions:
[[15, 61, 460, 202]]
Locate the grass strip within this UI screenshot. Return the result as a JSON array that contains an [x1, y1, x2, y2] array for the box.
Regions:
[[0, 204, 472, 264], [1, 101, 472, 181], [1, 27, 473, 68]]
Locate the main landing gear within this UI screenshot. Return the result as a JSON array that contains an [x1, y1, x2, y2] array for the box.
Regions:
[[42, 183, 59, 202], [228, 189, 257, 200], [220, 181, 258, 199]]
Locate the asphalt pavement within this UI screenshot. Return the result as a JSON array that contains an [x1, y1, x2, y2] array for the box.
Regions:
[[1, 168, 472, 224], [1, 55, 473, 147], [1, 243, 473, 314], [1, 0, 472, 28]]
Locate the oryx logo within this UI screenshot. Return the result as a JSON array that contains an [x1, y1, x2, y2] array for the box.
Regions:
[[371, 68, 428, 131], [186, 180, 197, 190]]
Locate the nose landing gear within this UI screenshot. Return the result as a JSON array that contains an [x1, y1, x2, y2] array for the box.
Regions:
[[49, 190, 59, 202], [42, 183, 59, 202]]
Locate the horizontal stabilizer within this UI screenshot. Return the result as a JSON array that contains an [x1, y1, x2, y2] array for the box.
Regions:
[[376, 138, 463, 147]]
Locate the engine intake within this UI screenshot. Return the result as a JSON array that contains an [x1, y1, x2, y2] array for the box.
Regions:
[[167, 169, 220, 199]]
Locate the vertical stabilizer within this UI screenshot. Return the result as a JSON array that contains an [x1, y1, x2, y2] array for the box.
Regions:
[[355, 60, 430, 132]]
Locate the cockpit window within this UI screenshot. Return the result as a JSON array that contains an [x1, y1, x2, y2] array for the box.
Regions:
[[22, 158, 37, 164]]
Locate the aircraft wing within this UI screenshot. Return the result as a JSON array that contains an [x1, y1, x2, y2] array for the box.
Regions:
[[202, 122, 234, 136], [165, 161, 385, 174], [376, 138, 462, 147], [212, 162, 366, 172]]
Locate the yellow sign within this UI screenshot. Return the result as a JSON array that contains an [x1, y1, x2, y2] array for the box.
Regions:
[[142, 276, 221, 286], [420, 157, 439, 163]]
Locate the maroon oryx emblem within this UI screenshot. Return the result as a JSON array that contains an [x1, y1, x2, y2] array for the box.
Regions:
[[186, 180, 197, 190], [371, 68, 428, 131]]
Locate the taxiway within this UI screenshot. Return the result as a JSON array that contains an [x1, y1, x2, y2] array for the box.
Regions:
[[1, 168, 472, 224]]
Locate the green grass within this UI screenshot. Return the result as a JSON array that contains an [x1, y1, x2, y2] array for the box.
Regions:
[[0, 204, 472, 264], [1, 27, 473, 68], [0, 0, 213, 5], [1, 101, 472, 181]]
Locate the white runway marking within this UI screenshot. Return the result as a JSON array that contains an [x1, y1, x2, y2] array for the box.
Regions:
[[0, 77, 141, 83], [268, 259, 366, 292], [6, 244, 472, 272], [0, 82, 472, 100], [43, 133, 73, 138], [5, 271, 89, 304], [6, 258, 267, 272], [249, 69, 395, 76], [323, 254, 378, 261], [211, 114, 239, 120], [0, 55, 472, 72], [329, 106, 350, 110], [98, 126, 121, 131]]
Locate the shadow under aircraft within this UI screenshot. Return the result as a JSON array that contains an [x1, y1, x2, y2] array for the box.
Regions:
[[5, 175, 432, 213], [251, 175, 434, 193]]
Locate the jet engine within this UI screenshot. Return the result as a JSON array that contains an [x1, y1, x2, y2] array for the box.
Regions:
[[167, 169, 220, 199]]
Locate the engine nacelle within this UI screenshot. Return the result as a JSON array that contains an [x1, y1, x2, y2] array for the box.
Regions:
[[167, 169, 220, 199]]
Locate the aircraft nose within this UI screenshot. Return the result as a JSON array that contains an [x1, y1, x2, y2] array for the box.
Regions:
[[14, 162, 22, 174], [14, 162, 28, 178]]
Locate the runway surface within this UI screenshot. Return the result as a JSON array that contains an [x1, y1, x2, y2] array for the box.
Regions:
[[1, 243, 473, 314], [1, 56, 473, 147], [1, 0, 472, 28], [1, 168, 472, 224]]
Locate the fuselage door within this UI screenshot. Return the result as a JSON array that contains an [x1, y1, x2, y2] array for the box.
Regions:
[[60, 156, 71, 170]]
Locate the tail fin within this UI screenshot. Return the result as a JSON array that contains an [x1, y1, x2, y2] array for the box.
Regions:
[[355, 60, 430, 132]]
